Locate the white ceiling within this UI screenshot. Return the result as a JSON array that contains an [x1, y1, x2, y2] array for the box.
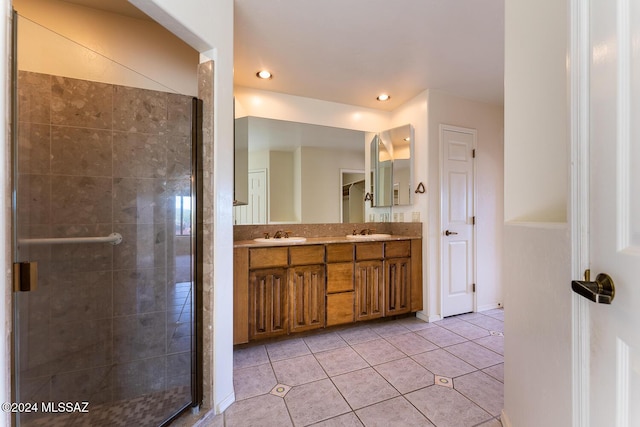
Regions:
[[63, 0, 505, 112], [234, 0, 505, 111]]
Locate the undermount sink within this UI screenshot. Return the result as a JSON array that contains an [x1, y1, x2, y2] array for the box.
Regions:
[[253, 237, 307, 243], [345, 233, 392, 240]]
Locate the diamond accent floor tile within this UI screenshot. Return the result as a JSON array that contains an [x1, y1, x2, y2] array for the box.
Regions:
[[269, 383, 291, 398], [435, 375, 454, 388]]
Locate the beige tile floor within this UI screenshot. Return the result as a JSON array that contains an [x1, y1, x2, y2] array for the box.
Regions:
[[212, 309, 504, 427]]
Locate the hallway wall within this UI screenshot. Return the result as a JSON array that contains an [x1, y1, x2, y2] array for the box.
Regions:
[[503, 0, 573, 425]]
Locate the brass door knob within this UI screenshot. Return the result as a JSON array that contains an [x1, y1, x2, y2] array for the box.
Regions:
[[571, 272, 615, 304]]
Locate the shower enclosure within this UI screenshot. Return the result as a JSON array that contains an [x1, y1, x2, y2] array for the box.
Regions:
[[12, 13, 201, 426]]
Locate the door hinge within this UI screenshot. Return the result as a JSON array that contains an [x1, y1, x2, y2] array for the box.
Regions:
[[472, 149, 476, 158], [13, 261, 38, 292], [472, 216, 476, 225], [472, 283, 476, 293]]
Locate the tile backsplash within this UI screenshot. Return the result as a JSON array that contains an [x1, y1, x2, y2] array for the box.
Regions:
[[233, 222, 422, 241]]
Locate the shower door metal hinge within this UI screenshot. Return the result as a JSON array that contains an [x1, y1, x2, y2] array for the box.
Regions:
[[13, 262, 38, 292], [472, 283, 476, 293]]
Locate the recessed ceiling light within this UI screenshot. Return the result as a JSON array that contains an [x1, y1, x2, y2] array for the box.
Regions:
[[256, 70, 273, 79], [376, 94, 390, 101]]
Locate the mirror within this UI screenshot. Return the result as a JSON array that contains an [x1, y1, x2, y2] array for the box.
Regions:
[[233, 116, 369, 224], [371, 134, 393, 207], [234, 114, 249, 206], [371, 124, 414, 207]]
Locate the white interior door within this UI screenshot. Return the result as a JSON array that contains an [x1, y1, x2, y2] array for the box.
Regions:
[[441, 126, 476, 317], [577, 0, 640, 424]]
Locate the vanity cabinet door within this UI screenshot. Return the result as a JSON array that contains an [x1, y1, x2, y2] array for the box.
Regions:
[[355, 260, 384, 321], [385, 257, 411, 316], [249, 268, 288, 340], [289, 265, 326, 333]]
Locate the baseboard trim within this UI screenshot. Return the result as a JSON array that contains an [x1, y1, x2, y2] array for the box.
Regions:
[[478, 302, 503, 312], [216, 391, 235, 414], [415, 311, 442, 323], [501, 409, 512, 427], [427, 314, 442, 322]]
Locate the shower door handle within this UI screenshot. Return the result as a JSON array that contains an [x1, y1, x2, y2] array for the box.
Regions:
[[13, 262, 37, 292]]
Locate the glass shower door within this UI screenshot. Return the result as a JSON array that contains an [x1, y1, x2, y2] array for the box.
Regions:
[[12, 12, 199, 426]]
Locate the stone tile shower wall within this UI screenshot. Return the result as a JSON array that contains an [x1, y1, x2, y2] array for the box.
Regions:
[[16, 71, 194, 410]]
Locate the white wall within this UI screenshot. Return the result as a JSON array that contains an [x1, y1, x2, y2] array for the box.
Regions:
[[13, 0, 199, 95], [426, 90, 504, 316], [389, 89, 504, 320], [503, 5, 568, 223], [503, 0, 573, 425]]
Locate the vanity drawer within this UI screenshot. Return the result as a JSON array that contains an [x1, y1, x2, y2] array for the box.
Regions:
[[385, 240, 411, 258], [289, 245, 325, 265], [326, 243, 354, 262], [355, 242, 384, 260], [327, 262, 354, 293], [249, 247, 289, 269]]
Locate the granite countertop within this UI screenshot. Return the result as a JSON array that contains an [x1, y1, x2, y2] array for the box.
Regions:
[[234, 234, 421, 248]]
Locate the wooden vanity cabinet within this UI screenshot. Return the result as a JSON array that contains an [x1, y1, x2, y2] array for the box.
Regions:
[[234, 238, 423, 344]]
